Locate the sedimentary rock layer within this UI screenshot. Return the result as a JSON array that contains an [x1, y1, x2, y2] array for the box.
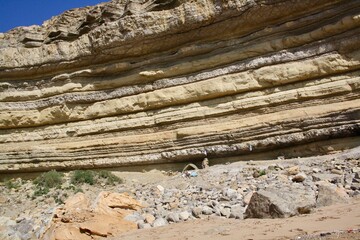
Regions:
[[0, 0, 359, 172]]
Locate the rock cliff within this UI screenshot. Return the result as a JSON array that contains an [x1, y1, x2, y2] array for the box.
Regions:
[[0, 0, 359, 172]]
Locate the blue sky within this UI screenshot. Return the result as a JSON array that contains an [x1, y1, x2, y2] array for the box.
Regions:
[[0, 0, 108, 33]]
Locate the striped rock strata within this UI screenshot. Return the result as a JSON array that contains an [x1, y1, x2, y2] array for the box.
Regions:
[[0, 0, 359, 172]]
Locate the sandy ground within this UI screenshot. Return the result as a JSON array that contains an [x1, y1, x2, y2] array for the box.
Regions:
[[115, 198, 360, 240]]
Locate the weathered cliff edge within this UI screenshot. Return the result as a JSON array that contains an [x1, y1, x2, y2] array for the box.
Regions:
[[0, 0, 359, 173]]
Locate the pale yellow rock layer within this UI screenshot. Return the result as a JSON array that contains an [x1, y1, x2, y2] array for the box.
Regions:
[[1, 52, 359, 129], [1, 99, 358, 154], [0, 75, 358, 144]]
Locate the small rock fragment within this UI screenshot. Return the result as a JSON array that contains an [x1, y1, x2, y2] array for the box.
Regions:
[[152, 218, 168, 227], [138, 222, 152, 229], [286, 166, 300, 175], [157, 185, 165, 194], [292, 172, 307, 183], [330, 169, 343, 175]]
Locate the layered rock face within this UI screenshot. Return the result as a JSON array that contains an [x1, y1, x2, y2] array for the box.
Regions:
[[0, 0, 359, 172]]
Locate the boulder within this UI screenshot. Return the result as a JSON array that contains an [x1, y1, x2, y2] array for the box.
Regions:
[[225, 188, 238, 199], [316, 181, 350, 207], [192, 207, 202, 218], [138, 222, 152, 229], [230, 204, 244, 219], [245, 183, 316, 218], [220, 207, 231, 218], [63, 192, 90, 210], [166, 212, 180, 222], [202, 206, 214, 215], [152, 218, 168, 227], [179, 211, 190, 221], [124, 212, 144, 222], [0, 217, 17, 240], [94, 192, 142, 214], [42, 192, 140, 240], [143, 213, 156, 224]]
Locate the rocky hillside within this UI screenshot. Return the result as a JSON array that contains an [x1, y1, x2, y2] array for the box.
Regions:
[[0, 0, 359, 172]]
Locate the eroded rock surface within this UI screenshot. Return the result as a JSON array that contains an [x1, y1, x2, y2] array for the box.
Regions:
[[0, 0, 360, 172], [42, 192, 141, 240]]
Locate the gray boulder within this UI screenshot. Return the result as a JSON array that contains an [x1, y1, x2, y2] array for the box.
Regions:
[[316, 181, 350, 207], [138, 221, 152, 229], [179, 211, 190, 221], [166, 212, 180, 223], [202, 206, 214, 215], [225, 188, 238, 199], [124, 212, 144, 222], [192, 207, 202, 218], [245, 183, 316, 218], [220, 207, 231, 218], [152, 217, 168, 227], [230, 204, 244, 219]]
